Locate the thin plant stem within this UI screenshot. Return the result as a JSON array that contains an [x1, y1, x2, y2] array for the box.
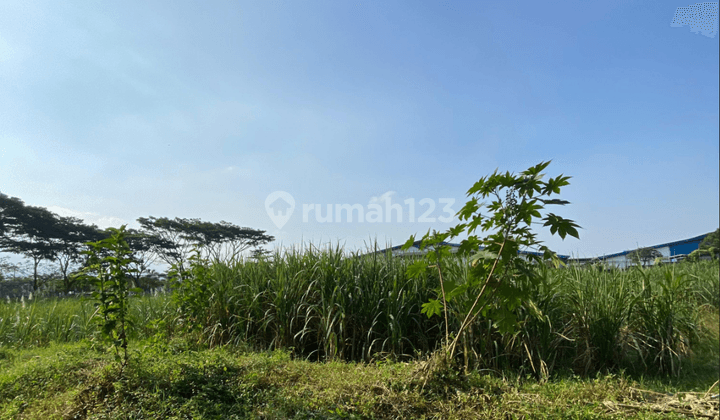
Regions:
[[449, 237, 507, 360], [433, 252, 450, 350]]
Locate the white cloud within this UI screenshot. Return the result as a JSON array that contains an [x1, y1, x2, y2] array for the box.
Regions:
[[46, 206, 131, 229]]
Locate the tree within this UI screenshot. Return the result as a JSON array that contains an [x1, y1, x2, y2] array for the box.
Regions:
[[136, 217, 191, 272], [687, 228, 719, 261], [1, 193, 108, 293], [0, 256, 11, 281], [184, 219, 275, 261], [137, 216, 274, 271], [0, 193, 59, 291], [699, 228, 719, 257], [124, 228, 175, 286], [250, 247, 272, 261], [49, 216, 105, 293], [627, 247, 663, 267]]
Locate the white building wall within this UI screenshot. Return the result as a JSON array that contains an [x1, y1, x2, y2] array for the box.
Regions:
[[604, 255, 630, 269], [600, 246, 672, 268], [656, 246, 671, 257]]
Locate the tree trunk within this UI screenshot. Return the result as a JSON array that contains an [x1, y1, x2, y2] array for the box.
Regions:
[[32, 258, 40, 292], [59, 257, 72, 294]]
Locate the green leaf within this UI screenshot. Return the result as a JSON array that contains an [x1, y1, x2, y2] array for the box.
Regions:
[[457, 200, 480, 221], [539, 198, 570, 206], [493, 308, 518, 335], [542, 213, 581, 239], [466, 177, 487, 196], [522, 161, 552, 177], [444, 282, 469, 301], [448, 224, 467, 238], [406, 260, 428, 278], [420, 299, 443, 318], [470, 249, 497, 267], [400, 235, 416, 251]]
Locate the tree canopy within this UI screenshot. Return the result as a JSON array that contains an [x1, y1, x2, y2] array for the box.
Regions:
[[699, 228, 719, 251], [627, 247, 662, 267], [137, 216, 274, 270], [687, 228, 719, 261], [1, 192, 272, 292], [1, 193, 62, 290], [0, 192, 108, 291]]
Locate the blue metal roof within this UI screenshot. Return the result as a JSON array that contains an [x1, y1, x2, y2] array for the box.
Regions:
[[592, 232, 711, 260], [375, 232, 713, 261]]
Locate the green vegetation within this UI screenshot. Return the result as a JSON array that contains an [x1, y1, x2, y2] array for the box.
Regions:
[[0, 259, 717, 419], [0, 192, 273, 294], [688, 228, 720, 262], [73, 227, 140, 370], [401, 161, 580, 367]]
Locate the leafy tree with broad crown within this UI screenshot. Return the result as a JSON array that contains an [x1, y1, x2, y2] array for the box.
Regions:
[[687, 228, 719, 261], [137, 216, 274, 271], [49, 216, 105, 293], [0, 192, 104, 292], [0, 193, 59, 291], [627, 247, 663, 267]]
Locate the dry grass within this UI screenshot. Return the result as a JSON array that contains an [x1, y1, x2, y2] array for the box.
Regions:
[[602, 383, 719, 419]]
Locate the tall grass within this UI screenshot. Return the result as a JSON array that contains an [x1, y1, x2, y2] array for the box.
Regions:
[[685, 260, 720, 308], [173, 245, 444, 361], [171, 246, 717, 376], [0, 296, 95, 347], [1, 250, 717, 378], [629, 266, 700, 376], [176, 249, 717, 375], [0, 291, 176, 348]]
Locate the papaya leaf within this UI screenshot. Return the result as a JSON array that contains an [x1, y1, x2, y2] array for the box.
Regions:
[[421, 299, 443, 318]]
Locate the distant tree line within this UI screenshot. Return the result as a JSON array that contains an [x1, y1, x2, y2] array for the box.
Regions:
[[0, 192, 274, 293]]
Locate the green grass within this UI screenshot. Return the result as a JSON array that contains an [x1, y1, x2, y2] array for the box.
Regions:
[[0, 340, 716, 419]]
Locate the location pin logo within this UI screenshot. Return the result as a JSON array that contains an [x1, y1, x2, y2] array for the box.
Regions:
[[265, 191, 295, 229]]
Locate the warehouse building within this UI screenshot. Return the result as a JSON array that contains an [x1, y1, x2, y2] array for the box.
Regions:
[[574, 232, 711, 268], [375, 232, 712, 269]]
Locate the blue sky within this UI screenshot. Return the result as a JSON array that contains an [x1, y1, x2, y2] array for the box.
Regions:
[[1, 0, 718, 259]]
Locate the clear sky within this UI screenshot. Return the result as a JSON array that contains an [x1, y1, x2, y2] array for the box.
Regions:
[[1, 0, 718, 259]]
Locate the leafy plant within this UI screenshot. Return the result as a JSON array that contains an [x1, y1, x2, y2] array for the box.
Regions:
[[73, 226, 139, 371], [169, 249, 214, 340], [402, 161, 580, 365]]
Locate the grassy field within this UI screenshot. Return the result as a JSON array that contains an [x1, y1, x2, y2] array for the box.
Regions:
[[0, 255, 717, 419]]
